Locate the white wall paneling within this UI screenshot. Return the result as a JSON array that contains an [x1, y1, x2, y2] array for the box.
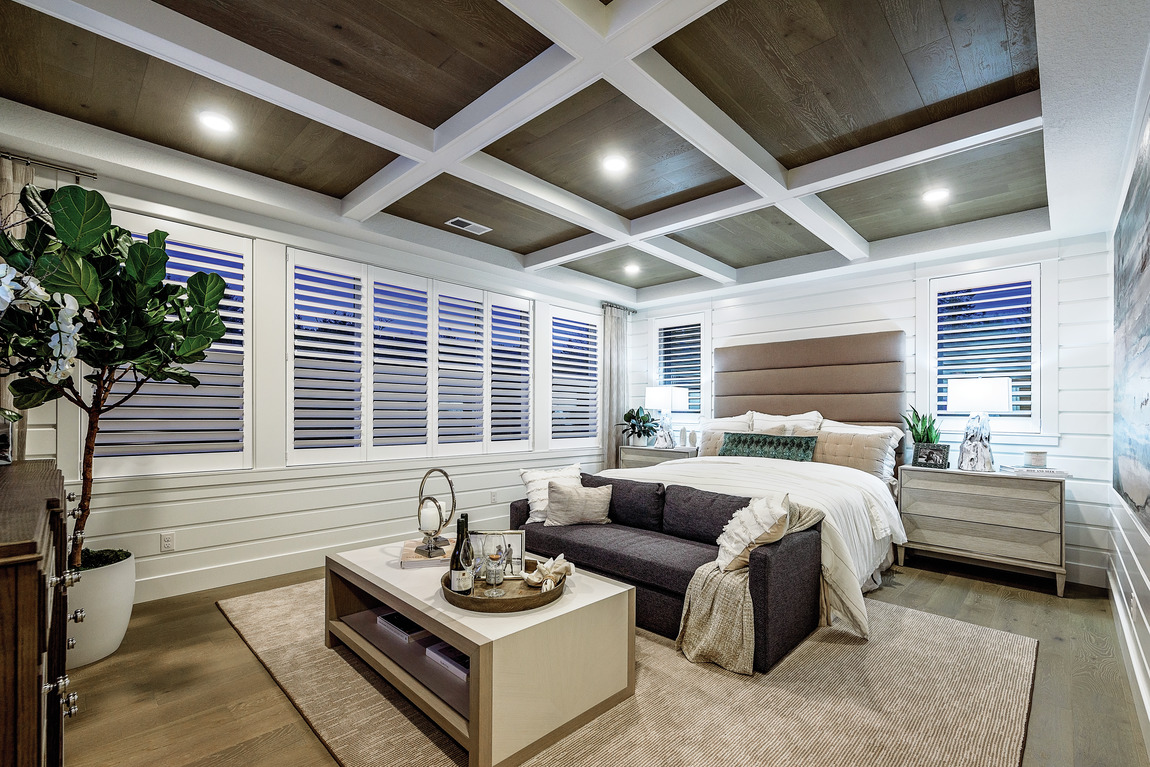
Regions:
[[629, 237, 1114, 587]]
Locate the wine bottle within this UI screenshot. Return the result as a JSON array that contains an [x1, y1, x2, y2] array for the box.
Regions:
[[449, 513, 473, 594]]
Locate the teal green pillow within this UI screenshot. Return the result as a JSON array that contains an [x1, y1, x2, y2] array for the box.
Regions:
[[717, 432, 817, 462]]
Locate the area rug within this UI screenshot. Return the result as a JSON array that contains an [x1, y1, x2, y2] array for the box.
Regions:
[[218, 580, 1036, 767]]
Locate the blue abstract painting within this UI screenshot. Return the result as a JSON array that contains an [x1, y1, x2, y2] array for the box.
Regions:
[[1114, 118, 1150, 520]]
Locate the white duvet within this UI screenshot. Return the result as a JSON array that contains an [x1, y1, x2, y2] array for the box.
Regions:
[[598, 455, 907, 636]]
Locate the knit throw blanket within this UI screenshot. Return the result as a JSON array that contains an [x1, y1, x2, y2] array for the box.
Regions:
[[676, 505, 852, 675]]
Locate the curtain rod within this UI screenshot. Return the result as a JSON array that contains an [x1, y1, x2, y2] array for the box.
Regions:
[[602, 301, 636, 314], [1, 150, 97, 181]]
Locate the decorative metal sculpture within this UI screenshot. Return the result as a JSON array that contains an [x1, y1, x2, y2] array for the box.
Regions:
[[414, 468, 457, 557]]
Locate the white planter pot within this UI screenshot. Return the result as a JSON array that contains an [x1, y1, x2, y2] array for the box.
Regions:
[[66, 552, 135, 669]]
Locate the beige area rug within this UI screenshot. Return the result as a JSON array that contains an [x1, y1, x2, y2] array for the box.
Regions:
[[218, 580, 1036, 767]]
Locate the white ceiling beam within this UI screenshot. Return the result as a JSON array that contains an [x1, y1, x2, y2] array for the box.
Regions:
[[16, 0, 434, 159], [787, 91, 1044, 195], [523, 233, 618, 270], [775, 196, 870, 261], [632, 237, 736, 284]]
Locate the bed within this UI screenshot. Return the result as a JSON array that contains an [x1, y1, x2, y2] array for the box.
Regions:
[[600, 330, 910, 634]]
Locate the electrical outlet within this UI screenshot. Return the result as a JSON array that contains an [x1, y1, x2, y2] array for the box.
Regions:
[[489, 491, 498, 504], [160, 531, 176, 552]]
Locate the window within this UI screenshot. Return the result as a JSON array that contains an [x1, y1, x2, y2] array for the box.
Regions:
[[927, 263, 1047, 434], [550, 310, 600, 443], [95, 213, 251, 477], [656, 322, 702, 413], [288, 250, 535, 462]]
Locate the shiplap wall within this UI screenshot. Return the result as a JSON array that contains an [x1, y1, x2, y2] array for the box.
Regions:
[[630, 236, 1113, 587]]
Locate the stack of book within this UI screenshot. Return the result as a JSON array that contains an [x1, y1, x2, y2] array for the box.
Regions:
[[424, 640, 470, 680], [399, 537, 456, 569], [376, 609, 431, 643], [999, 465, 1071, 478]]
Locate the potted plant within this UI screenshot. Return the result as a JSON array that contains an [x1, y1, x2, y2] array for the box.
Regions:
[[902, 406, 947, 467], [619, 406, 658, 446], [0, 184, 227, 666]]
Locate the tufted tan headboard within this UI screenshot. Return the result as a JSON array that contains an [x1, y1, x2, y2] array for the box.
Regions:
[[713, 331, 907, 432]]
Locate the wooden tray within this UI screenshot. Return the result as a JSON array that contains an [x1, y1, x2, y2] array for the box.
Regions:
[[440, 571, 566, 613]]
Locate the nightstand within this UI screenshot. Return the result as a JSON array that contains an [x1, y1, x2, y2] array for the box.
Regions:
[[617, 445, 698, 469], [896, 465, 1066, 597]]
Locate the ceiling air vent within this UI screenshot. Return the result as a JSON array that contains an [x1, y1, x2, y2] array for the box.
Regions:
[[444, 217, 492, 235]]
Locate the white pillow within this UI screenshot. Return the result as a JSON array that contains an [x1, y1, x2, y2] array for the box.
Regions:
[[750, 410, 823, 433], [519, 463, 581, 523], [811, 421, 904, 490], [698, 413, 753, 433], [716, 494, 791, 571]]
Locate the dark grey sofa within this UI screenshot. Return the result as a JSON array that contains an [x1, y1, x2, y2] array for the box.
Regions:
[[510, 474, 821, 672]]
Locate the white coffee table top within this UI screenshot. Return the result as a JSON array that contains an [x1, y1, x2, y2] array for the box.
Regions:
[[330, 542, 633, 643]]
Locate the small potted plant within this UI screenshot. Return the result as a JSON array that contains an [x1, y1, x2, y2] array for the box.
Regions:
[[902, 406, 948, 468], [619, 406, 659, 446], [0, 183, 228, 666]]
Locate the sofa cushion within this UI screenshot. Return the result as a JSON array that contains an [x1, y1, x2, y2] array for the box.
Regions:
[[522, 522, 718, 596], [663, 485, 753, 545], [580, 473, 665, 531], [544, 482, 612, 526]]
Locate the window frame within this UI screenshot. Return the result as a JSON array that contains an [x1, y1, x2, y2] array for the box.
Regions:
[[916, 261, 1058, 439], [92, 211, 253, 479], [648, 311, 710, 424]]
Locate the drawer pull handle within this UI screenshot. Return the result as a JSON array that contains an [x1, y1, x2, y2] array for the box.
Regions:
[[67, 637, 77, 650], [42, 675, 70, 694], [68, 608, 85, 623], [61, 692, 79, 718], [49, 570, 82, 589]]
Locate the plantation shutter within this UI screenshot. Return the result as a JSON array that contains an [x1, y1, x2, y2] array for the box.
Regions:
[[935, 277, 1033, 418], [437, 286, 485, 445], [657, 322, 702, 412], [489, 297, 531, 447], [292, 259, 364, 451], [551, 312, 599, 440], [372, 273, 429, 449], [95, 233, 247, 464]]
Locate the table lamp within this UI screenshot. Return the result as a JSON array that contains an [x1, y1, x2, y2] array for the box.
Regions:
[[644, 386, 689, 447], [947, 376, 1012, 472]]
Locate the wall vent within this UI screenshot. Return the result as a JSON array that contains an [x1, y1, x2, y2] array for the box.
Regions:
[[444, 217, 492, 235]]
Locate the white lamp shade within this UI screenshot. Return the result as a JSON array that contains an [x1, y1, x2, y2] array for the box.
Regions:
[[947, 376, 1013, 413], [644, 385, 689, 412]]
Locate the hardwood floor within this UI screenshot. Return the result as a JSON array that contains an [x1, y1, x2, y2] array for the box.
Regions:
[[66, 560, 1149, 767]]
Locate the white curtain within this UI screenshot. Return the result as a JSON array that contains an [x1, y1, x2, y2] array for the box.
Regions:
[[600, 303, 631, 469], [1, 157, 36, 461]]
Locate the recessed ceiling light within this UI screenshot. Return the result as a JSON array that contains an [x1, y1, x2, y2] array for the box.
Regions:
[[198, 111, 234, 134], [602, 154, 628, 173], [624, 263, 640, 275], [922, 187, 950, 203]]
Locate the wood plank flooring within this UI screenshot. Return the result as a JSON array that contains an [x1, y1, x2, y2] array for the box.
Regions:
[[65, 560, 1149, 767]]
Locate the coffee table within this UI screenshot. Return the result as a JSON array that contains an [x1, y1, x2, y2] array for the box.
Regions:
[[325, 542, 635, 767]]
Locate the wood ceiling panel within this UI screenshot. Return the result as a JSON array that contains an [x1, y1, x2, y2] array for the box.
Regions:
[[484, 80, 742, 220], [563, 246, 698, 289], [152, 0, 552, 128], [817, 131, 1047, 241], [0, 2, 397, 198], [655, 0, 1039, 169], [667, 208, 829, 268], [382, 174, 590, 255]]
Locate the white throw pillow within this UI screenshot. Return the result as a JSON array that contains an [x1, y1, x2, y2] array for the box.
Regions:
[[811, 421, 904, 490], [716, 494, 792, 571], [519, 463, 581, 523], [698, 413, 753, 433], [750, 410, 824, 433], [543, 482, 612, 526]]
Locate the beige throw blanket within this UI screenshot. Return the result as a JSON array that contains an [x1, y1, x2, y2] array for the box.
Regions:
[[676, 505, 830, 675]]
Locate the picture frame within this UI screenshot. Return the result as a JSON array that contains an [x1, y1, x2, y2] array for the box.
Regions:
[[468, 529, 527, 578], [912, 442, 950, 469]]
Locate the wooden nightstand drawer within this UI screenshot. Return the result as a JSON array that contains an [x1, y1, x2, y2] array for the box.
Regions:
[[903, 514, 1062, 566], [617, 446, 697, 469], [900, 488, 1061, 533]]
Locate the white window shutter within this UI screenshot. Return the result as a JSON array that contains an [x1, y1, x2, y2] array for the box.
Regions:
[[657, 322, 702, 413], [489, 295, 531, 450], [436, 285, 486, 446], [371, 272, 429, 452], [551, 311, 599, 442]]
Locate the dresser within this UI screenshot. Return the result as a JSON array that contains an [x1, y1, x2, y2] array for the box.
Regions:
[[617, 445, 698, 469], [0, 461, 73, 767], [897, 465, 1066, 596]]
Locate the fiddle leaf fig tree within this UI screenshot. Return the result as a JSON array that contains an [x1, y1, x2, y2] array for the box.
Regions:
[[0, 184, 227, 568]]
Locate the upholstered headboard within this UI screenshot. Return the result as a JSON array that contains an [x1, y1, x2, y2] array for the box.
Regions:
[[713, 331, 907, 431]]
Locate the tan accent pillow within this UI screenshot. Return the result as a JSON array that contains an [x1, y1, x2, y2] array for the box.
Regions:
[[519, 463, 581, 523], [750, 410, 823, 433], [811, 427, 902, 486], [543, 482, 612, 526], [699, 424, 788, 456]]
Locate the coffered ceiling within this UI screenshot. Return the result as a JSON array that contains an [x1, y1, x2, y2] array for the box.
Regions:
[[0, 0, 1143, 309]]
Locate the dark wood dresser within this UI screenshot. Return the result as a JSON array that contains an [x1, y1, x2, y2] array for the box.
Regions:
[[1, 460, 72, 767]]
